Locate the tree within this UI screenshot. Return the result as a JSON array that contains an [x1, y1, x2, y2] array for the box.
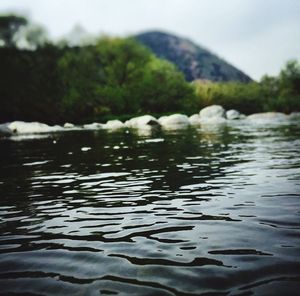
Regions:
[[276, 60, 300, 112], [279, 60, 300, 96], [14, 24, 48, 49], [0, 15, 27, 47], [57, 46, 101, 120], [94, 37, 153, 114], [140, 57, 196, 113], [58, 38, 153, 120], [58, 37, 196, 120]]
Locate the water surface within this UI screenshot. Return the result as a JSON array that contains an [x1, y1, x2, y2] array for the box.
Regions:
[[0, 120, 300, 295]]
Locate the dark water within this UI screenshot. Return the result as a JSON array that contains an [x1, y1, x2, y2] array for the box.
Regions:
[[0, 120, 300, 296]]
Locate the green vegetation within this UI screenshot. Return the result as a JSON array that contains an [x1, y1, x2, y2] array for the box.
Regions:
[[0, 15, 299, 124], [193, 59, 300, 114], [58, 38, 195, 122], [0, 15, 195, 123]]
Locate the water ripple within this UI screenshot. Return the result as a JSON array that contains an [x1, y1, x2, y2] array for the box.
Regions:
[[0, 122, 300, 295]]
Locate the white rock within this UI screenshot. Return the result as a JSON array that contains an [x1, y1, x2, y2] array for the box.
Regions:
[[158, 116, 168, 125], [7, 121, 63, 134], [83, 123, 103, 129], [189, 114, 201, 125], [103, 120, 124, 130], [226, 109, 244, 120], [0, 123, 11, 135], [200, 117, 227, 124], [64, 122, 75, 128], [125, 115, 159, 128], [134, 125, 153, 136], [159, 114, 190, 129], [247, 112, 288, 121], [289, 112, 300, 119], [199, 105, 226, 119]]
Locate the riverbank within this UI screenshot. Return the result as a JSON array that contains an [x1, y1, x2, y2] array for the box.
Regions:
[[1, 105, 300, 136], [1, 27, 299, 125]]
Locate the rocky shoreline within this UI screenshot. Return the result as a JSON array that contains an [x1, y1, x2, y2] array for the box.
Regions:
[[1, 105, 300, 136]]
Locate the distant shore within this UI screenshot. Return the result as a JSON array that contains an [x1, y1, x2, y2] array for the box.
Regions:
[[1, 105, 300, 137]]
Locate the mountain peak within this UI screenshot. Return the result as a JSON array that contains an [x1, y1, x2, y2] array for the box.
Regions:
[[135, 31, 252, 83]]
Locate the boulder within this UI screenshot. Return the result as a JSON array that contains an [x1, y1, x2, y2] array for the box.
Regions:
[[83, 123, 103, 129], [226, 109, 245, 120], [158, 116, 168, 125], [159, 114, 190, 129], [199, 105, 226, 119], [64, 122, 75, 128], [289, 112, 300, 119], [189, 114, 201, 125], [125, 115, 159, 128], [103, 120, 124, 130], [7, 121, 63, 134], [0, 123, 12, 135], [247, 112, 288, 121]]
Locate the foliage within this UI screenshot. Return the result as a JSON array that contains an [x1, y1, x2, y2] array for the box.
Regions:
[[193, 81, 263, 114], [0, 15, 27, 47], [0, 15, 299, 124], [277, 60, 300, 112], [0, 14, 48, 49], [193, 60, 300, 114], [136, 57, 196, 113], [0, 45, 64, 123], [58, 37, 195, 121]]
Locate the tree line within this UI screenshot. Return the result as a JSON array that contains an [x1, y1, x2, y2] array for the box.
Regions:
[[0, 15, 299, 124], [193, 60, 300, 115]]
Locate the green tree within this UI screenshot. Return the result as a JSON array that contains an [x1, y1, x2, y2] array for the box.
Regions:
[[94, 37, 152, 114], [0, 44, 64, 123], [58, 38, 153, 120], [193, 80, 263, 114], [277, 60, 300, 112], [58, 37, 195, 121], [140, 57, 196, 113], [279, 60, 300, 95], [58, 46, 102, 120]]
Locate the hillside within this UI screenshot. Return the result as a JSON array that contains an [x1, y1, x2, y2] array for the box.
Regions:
[[135, 31, 252, 83]]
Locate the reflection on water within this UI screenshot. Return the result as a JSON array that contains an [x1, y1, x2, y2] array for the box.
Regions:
[[0, 121, 300, 295]]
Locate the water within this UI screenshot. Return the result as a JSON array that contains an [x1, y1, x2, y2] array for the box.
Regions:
[[0, 120, 300, 295]]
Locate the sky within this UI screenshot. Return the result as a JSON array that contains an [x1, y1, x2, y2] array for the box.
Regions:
[[0, 0, 299, 80]]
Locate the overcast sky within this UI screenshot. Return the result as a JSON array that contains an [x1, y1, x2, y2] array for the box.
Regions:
[[1, 0, 299, 80]]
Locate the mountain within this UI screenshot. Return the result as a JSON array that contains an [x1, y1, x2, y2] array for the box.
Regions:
[[135, 31, 252, 83]]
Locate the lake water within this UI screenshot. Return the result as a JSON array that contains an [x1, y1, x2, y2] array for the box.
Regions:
[[0, 120, 300, 295]]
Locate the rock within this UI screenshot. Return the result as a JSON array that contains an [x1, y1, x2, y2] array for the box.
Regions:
[[159, 114, 190, 129], [158, 116, 168, 125], [226, 109, 245, 120], [64, 122, 75, 128], [83, 123, 103, 129], [0, 123, 12, 135], [247, 112, 288, 121], [103, 120, 124, 130], [289, 112, 300, 119], [199, 105, 226, 119], [7, 121, 63, 134], [125, 115, 159, 128], [189, 114, 201, 125]]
